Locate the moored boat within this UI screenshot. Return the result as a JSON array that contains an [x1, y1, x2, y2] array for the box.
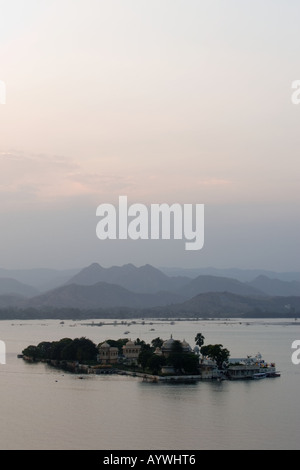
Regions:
[[226, 353, 280, 380], [253, 372, 267, 379]]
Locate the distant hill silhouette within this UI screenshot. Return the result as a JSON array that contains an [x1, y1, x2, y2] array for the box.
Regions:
[[21, 281, 185, 309], [0, 267, 80, 291], [65, 263, 189, 294], [0, 294, 26, 308], [163, 291, 300, 317], [0, 277, 39, 297], [247, 275, 300, 297], [65, 263, 267, 298], [177, 274, 264, 298], [160, 266, 300, 283], [1, 289, 300, 319], [0, 262, 300, 318]]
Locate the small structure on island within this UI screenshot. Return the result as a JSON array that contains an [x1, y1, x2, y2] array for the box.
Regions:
[[97, 341, 118, 365], [161, 335, 175, 356], [199, 357, 220, 379], [122, 340, 141, 365], [157, 335, 192, 358]]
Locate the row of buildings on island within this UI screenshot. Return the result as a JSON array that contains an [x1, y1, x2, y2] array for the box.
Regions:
[[98, 335, 194, 366], [96, 336, 280, 380], [98, 340, 140, 365]]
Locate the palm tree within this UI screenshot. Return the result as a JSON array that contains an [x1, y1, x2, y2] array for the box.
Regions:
[[195, 333, 205, 348]]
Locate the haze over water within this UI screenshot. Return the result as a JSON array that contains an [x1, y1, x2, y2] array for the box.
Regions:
[[0, 318, 299, 450]]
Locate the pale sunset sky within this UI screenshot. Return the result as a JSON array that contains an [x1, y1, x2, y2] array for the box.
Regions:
[[0, 0, 299, 270]]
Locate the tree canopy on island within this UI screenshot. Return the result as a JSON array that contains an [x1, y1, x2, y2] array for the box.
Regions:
[[22, 337, 98, 362], [200, 344, 230, 369], [22, 332, 231, 374]]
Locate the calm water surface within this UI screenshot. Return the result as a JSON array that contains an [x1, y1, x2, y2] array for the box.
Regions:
[[0, 318, 299, 450]]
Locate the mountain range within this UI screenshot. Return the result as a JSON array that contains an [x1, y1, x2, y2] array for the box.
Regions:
[[163, 291, 300, 317], [160, 266, 300, 282], [65, 263, 188, 294], [0, 262, 300, 318], [0, 277, 39, 298]]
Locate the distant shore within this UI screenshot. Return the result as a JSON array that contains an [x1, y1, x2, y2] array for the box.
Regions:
[[1, 308, 300, 321]]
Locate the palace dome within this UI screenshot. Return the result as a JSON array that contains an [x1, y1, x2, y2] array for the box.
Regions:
[[100, 341, 111, 349], [181, 339, 191, 351], [124, 340, 135, 347], [162, 336, 175, 351]]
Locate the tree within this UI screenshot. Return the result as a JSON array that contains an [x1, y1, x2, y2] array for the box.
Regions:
[[214, 346, 230, 369], [105, 338, 128, 355], [136, 338, 151, 351], [167, 340, 185, 373], [36, 341, 53, 360], [72, 337, 98, 362], [50, 338, 73, 360], [138, 349, 153, 371], [182, 353, 199, 375], [200, 344, 230, 370], [22, 345, 39, 360], [200, 345, 210, 358], [195, 333, 205, 348], [151, 337, 164, 349], [147, 354, 166, 374], [60, 340, 78, 360]]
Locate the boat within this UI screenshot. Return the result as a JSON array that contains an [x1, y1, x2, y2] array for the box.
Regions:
[[266, 371, 281, 378], [226, 353, 280, 380], [253, 372, 267, 379]]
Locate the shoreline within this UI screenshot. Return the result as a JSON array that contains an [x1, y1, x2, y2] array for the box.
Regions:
[[21, 355, 210, 382], [21, 356, 280, 383]]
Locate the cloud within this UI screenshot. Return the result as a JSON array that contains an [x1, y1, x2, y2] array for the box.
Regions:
[[0, 150, 138, 210], [69, 171, 137, 196], [0, 151, 77, 201]]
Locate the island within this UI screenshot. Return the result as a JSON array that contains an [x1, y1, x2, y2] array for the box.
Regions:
[[21, 333, 279, 382]]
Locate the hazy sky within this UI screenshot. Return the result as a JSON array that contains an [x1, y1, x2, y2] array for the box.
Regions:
[[0, 0, 299, 271]]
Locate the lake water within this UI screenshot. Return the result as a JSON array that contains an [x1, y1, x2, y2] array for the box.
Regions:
[[0, 317, 299, 450]]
